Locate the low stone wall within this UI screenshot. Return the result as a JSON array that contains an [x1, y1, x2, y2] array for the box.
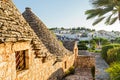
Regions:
[[75, 55, 95, 68]]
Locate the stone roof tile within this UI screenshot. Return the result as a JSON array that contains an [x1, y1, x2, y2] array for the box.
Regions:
[[0, 0, 52, 57], [62, 41, 75, 51], [22, 7, 71, 56]]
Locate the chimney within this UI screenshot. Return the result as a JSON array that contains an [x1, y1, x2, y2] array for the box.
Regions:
[[25, 7, 31, 11]]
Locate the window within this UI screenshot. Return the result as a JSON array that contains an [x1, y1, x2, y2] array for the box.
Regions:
[[65, 61, 67, 69], [15, 50, 28, 71], [42, 57, 46, 63]]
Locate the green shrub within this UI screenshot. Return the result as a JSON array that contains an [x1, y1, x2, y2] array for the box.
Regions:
[[63, 66, 75, 78], [94, 50, 101, 53], [101, 44, 120, 61], [107, 47, 120, 64], [78, 41, 89, 44], [90, 39, 97, 50], [106, 62, 120, 80], [101, 38, 110, 46], [88, 48, 94, 52], [88, 49, 101, 53], [78, 43, 88, 50], [68, 66, 75, 74]]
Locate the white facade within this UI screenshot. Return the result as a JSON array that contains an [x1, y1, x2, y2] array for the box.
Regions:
[[53, 29, 120, 41]]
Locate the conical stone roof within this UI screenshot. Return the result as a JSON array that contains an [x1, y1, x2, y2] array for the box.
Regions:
[[62, 41, 75, 51], [22, 8, 71, 56], [0, 0, 52, 57]]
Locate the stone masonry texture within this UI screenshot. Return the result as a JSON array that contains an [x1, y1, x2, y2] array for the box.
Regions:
[[22, 8, 71, 56], [0, 0, 76, 80], [75, 55, 95, 68], [0, 0, 54, 58]]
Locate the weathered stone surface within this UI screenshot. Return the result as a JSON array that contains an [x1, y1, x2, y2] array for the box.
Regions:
[[0, 0, 76, 80], [22, 7, 71, 56], [75, 55, 95, 68], [65, 68, 93, 80], [62, 41, 76, 51], [0, 0, 52, 58]]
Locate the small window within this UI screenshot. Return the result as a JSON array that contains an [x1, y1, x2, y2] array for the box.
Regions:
[[15, 50, 28, 71], [42, 57, 46, 63], [65, 61, 67, 69]]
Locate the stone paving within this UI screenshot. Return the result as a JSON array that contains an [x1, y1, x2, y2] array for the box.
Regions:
[[94, 53, 110, 80], [64, 68, 93, 80]]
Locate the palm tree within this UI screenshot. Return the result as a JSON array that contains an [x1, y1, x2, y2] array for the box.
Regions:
[[85, 0, 120, 26]]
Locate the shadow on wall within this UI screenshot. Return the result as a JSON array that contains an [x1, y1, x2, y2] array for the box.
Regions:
[[47, 68, 64, 80]]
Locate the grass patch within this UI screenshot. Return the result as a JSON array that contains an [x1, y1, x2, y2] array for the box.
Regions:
[[63, 66, 75, 78]]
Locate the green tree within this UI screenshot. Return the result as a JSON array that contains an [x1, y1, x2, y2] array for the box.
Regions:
[[90, 39, 97, 50], [92, 38, 110, 46], [78, 41, 88, 50], [81, 33, 88, 37], [76, 27, 81, 30], [115, 37, 120, 43], [85, 0, 120, 25], [100, 38, 110, 45], [72, 27, 76, 30], [61, 27, 65, 30]]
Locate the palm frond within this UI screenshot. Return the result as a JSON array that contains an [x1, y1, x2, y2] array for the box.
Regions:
[[85, 9, 95, 14], [112, 9, 118, 14], [86, 14, 97, 19], [109, 16, 118, 25], [91, 0, 111, 7], [98, 7, 113, 16], [86, 0, 119, 25], [105, 14, 113, 25], [85, 8, 103, 19], [119, 10, 120, 20], [92, 17, 105, 26]]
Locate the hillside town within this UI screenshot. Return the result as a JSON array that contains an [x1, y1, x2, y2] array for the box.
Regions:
[[51, 27, 120, 41]]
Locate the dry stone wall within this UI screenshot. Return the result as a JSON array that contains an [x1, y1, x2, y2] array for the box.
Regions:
[[75, 55, 95, 68]]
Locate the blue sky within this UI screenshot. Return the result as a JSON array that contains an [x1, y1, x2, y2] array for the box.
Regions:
[[13, 0, 120, 31]]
